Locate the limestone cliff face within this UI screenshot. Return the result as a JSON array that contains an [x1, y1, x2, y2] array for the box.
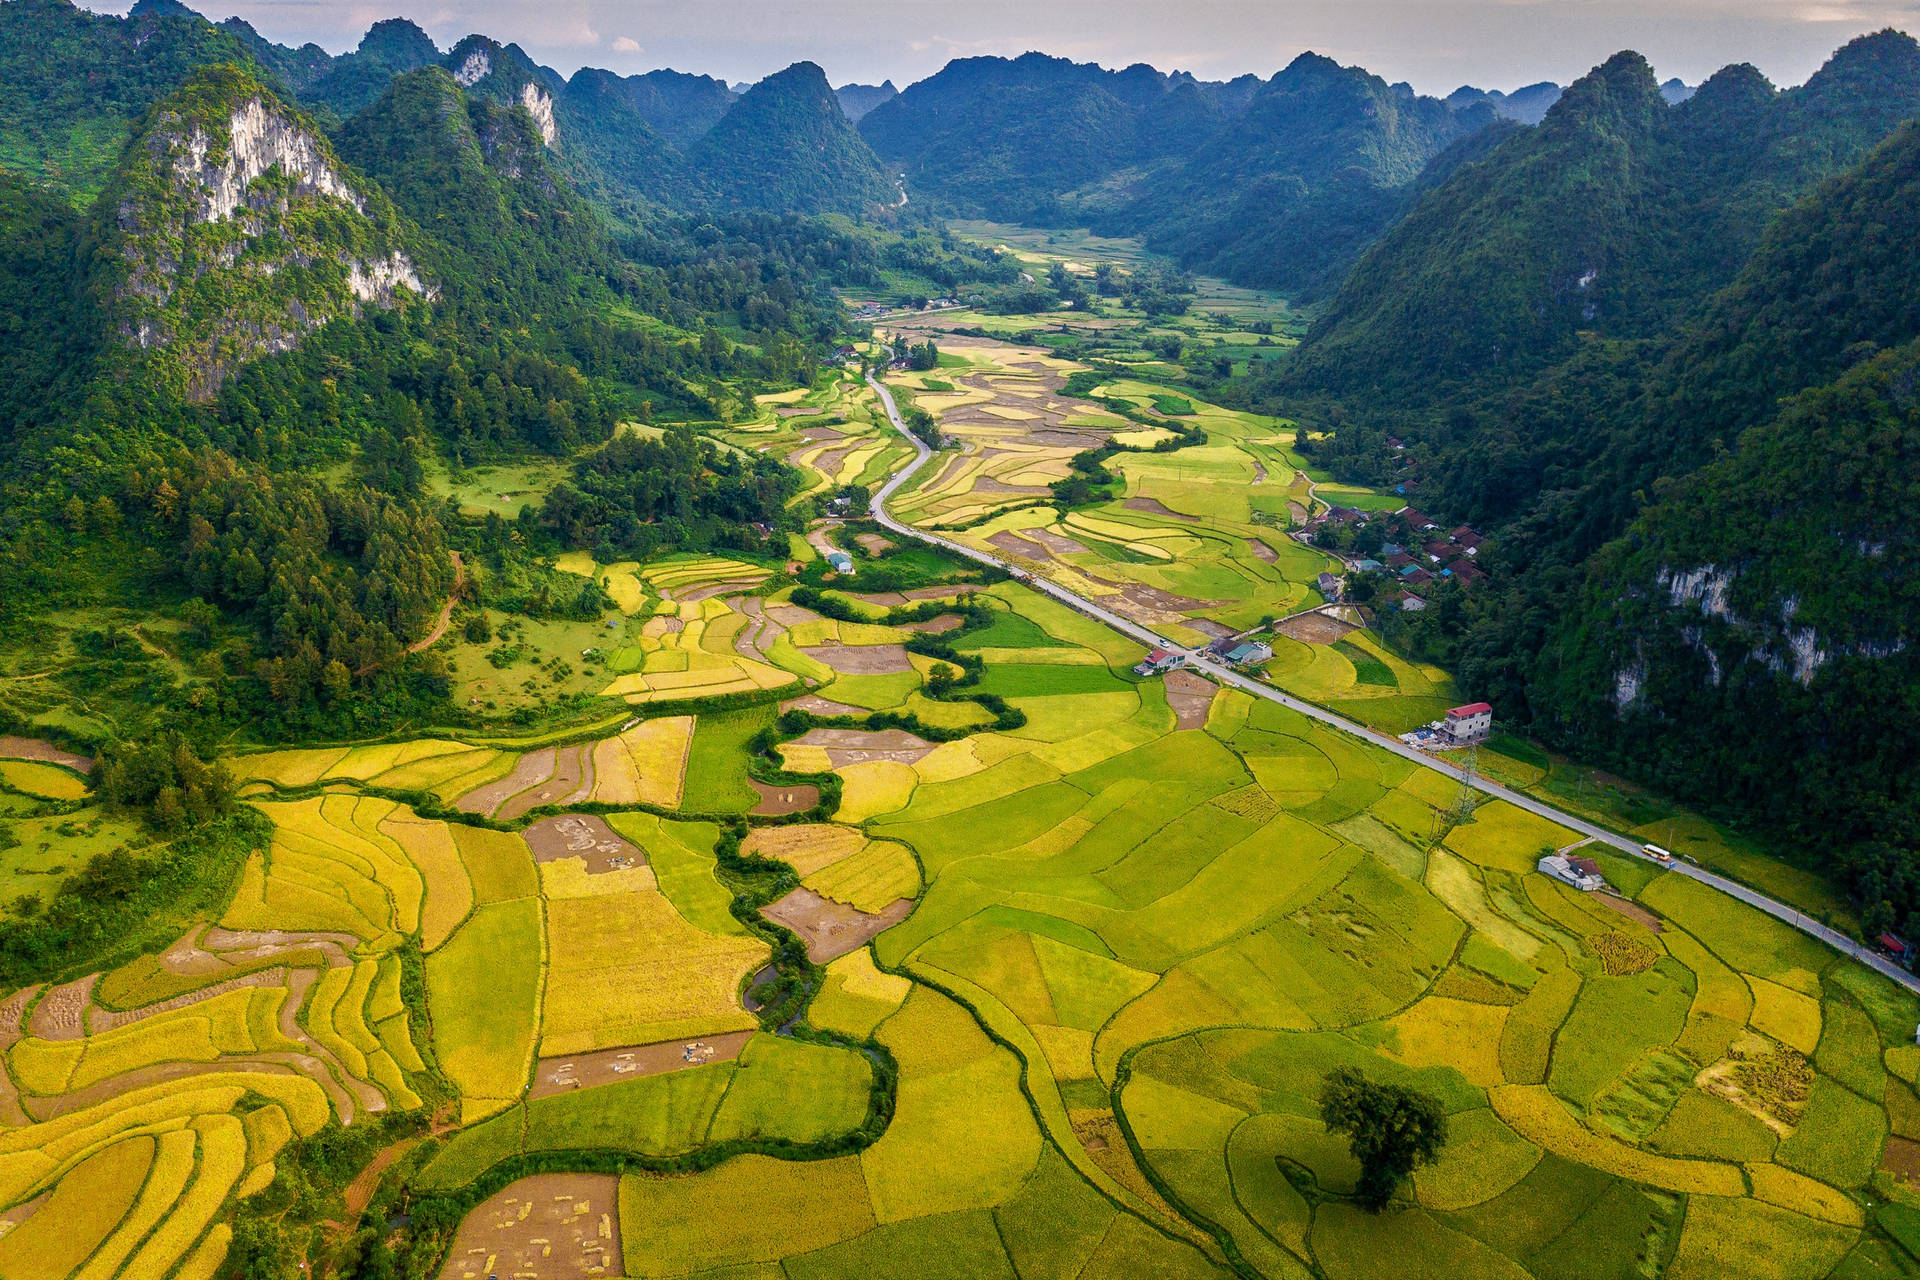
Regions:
[[108, 65, 430, 399]]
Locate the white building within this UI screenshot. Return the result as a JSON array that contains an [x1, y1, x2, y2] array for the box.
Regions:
[[1444, 701, 1493, 743], [1538, 854, 1605, 892]]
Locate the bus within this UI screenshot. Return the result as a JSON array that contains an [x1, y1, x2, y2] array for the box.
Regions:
[[1641, 844, 1675, 865]]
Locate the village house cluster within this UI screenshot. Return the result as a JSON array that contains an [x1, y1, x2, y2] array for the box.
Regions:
[[1301, 504, 1487, 613]]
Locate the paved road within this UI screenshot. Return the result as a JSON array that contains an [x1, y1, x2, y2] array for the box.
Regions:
[[866, 374, 1920, 996]]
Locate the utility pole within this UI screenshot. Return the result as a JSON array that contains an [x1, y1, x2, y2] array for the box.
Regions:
[[1450, 740, 1481, 824]]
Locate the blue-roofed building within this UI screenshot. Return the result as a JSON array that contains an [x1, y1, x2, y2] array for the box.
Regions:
[[1225, 640, 1273, 666], [827, 551, 854, 573]]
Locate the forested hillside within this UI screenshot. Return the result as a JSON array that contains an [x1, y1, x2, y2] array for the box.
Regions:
[[1328, 95, 1920, 928]]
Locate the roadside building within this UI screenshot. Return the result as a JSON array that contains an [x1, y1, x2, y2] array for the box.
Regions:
[[1316, 572, 1342, 599], [1134, 648, 1185, 676], [1226, 640, 1273, 667], [1538, 854, 1606, 891], [1444, 702, 1493, 742]]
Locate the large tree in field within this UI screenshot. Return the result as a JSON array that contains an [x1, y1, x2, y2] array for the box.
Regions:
[[1320, 1066, 1448, 1210]]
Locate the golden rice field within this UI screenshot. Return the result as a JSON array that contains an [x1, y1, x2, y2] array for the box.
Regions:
[[1, 430, 1910, 1280]]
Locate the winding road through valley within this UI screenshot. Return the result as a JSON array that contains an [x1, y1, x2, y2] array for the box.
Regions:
[[865, 373, 1920, 996]]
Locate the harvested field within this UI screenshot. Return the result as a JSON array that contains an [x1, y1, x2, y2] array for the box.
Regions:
[[0, 985, 37, 1046], [29, 973, 96, 1041], [793, 728, 935, 767], [988, 530, 1051, 561], [799, 425, 846, 440], [438, 1173, 623, 1280], [1123, 497, 1199, 523], [1249, 538, 1278, 563], [767, 604, 824, 627], [855, 534, 894, 554], [0, 736, 92, 773], [524, 815, 648, 875], [454, 747, 554, 817], [759, 887, 914, 963], [798, 643, 914, 674], [900, 613, 964, 635], [1188, 619, 1236, 641], [1276, 611, 1357, 645], [497, 745, 594, 821], [1884, 1135, 1920, 1186], [1025, 527, 1088, 556], [782, 694, 867, 716], [1162, 669, 1218, 731], [750, 780, 819, 816], [1594, 894, 1665, 933], [530, 1032, 755, 1100]]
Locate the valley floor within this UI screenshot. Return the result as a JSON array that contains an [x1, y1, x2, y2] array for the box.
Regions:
[[0, 345, 1913, 1280]]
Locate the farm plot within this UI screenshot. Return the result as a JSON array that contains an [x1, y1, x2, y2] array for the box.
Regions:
[[597, 591, 799, 706]]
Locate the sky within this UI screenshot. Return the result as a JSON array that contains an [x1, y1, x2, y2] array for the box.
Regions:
[[96, 0, 1920, 95]]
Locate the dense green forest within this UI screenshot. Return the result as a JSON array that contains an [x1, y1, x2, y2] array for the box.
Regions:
[[1306, 68, 1920, 931]]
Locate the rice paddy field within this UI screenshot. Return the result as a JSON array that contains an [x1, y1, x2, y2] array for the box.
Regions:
[[0, 486, 1910, 1277]]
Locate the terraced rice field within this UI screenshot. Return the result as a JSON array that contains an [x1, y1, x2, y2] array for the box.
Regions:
[[0, 539, 1907, 1279]]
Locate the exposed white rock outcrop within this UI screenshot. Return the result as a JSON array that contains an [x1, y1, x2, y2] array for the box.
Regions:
[[454, 49, 492, 87], [519, 83, 557, 146], [348, 254, 435, 306], [1613, 662, 1644, 710], [165, 99, 365, 224], [1659, 565, 1736, 622]]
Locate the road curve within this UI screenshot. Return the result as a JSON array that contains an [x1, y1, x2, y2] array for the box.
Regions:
[[865, 374, 1920, 995]]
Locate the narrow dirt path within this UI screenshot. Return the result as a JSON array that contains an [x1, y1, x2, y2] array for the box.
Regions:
[[409, 551, 466, 654]]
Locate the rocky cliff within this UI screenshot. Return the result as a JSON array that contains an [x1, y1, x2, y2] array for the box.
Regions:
[[104, 64, 429, 399]]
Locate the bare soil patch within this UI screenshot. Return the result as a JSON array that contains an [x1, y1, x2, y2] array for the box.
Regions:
[[759, 888, 913, 963], [438, 1172, 623, 1279], [988, 530, 1051, 562], [1885, 1136, 1920, 1186], [775, 406, 825, 417], [523, 815, 647, 874], [1251, 460, 1269, 483], [1163, 669, 1218, 731], [530, 1031, 755, 1099], [29, 973, 97, 1041], [855, 533, 894, 554], [1277, 611, 1357, 645], [1124, 497, 1199, 523], [197, 927, 356, 971], [795, 728, 933, 767], [798, 643, 913, 674], [1188, 619, 1236, 641], [1249, 538, 1278, 564], [1594, 894, 1665, 934], [497, 744, 594, 821], [0, 985, 41, 1048], [749, 780, 819, 816], [767, 604, 823, 627], [798, 425, 846, 442], [900, 613, 964, 635], [851, 591, 909, 608], [782, 694, 867, 717], [970, 475, 1049, 496], [0, 736, 91, 773], [455, 747, 555, 816], [1026, 527, 1089, 556]]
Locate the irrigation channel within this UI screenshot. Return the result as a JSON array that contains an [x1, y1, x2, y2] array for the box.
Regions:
[[865, 373, 1920, 997]]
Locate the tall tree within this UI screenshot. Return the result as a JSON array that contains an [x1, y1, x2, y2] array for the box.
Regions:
[[1320, 1067, 1448, 1211]]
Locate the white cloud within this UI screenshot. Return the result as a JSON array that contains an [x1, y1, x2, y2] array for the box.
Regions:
[[545, 17, 600, 47], [612, 34, 643, 54]]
